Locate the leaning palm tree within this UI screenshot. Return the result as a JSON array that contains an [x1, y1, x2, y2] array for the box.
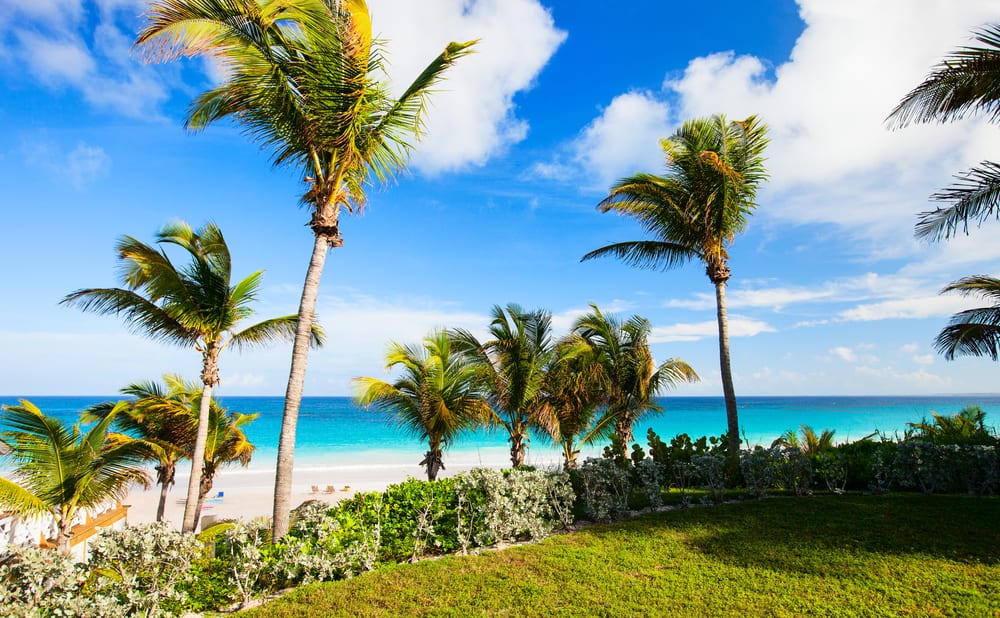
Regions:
[[582, 115, 769, 459], [451, 304, 559, 467], [62, 221, 322, 533], [190, 401, 258, 530], [888, 24, 1000, 240], [0, 400, 151, 555], [572, 304, 699, 448], [133, 0, 474, 539], [83, 375, 197, 522], [354, 330, 491, 481]]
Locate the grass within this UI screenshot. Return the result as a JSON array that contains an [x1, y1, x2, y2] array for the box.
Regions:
[[242, 495, 1000, 617]]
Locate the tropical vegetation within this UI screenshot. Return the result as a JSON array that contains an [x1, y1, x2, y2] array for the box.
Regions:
[[83, 376, 197, 522], [132, 0, 475, 540], [0, 400, 150, 555], [582, 114, 770, 460], [888, 24, 1000, 365], [62, 221, 318, 533], [354, 330, 492, 481], [451, 304, 559, 467]]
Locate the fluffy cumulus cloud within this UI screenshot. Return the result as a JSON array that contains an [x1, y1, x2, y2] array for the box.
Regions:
[[3, 0, 171, 119], [369, 0, 566, 173]]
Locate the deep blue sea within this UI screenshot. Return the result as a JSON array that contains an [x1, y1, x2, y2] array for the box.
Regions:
[[4, 395, 999, 470]]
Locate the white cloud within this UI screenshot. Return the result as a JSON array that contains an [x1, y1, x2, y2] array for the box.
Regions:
[[838, 294, 972, 322], [913, 354, 935, 366], [15, 31, 95, 84], [650, 316, 775, 343], [369, 0, 566, 173], [830, 346, 856, 362], [23, 140, 111, 188]]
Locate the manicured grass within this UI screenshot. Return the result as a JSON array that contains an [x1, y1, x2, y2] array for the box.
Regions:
[[242, 495, 1000, 617]]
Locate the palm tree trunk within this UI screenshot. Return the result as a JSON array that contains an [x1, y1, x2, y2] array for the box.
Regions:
[[510, 431, 526, 467], [273, 233, 330, 540], [56, 519, 72, 556], [192, 470, 215, 532], [714, 280, 741, 462], [155, 463, 173, 522], [182, 380, 213, 533]]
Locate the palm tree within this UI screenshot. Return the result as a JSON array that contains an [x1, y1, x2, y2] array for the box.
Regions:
[[582, 115, 769, 459], [572, 304, 699, 448], [451, 304, 558, 468], [0, 400, 151, 555], [354, 330, 491, 481], [133, 0, 474, 539], [191, 400, 258, 530], [541, 339, 606, 470], [62, 221, 321, 533], [771, 425, 836, 454], [83, 375, 197, 522], [887, 24, 1000, 240], [907, 404, 995, 445]]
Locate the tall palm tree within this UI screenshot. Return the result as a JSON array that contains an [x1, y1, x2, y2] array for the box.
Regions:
[[190, 401, 258, 530], [133, 0, 474, 539], [84, 375, 197, 522], [572, 304, 699, 448], [451, 304, 558, 468], [0, 400, 151, 555], [354, 330, 491, 481], [582, 115, 769, 459], [62, 221, 321, 533], [888, 24, 1000, 240]]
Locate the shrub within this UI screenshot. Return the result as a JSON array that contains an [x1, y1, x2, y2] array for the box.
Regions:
[[87, 522, 201, 617], [740, 447, 779, 499], [0, 546, 122, 617], [691, 454, 727, 504], [456, 468, 574, 546], [814, 451, 847, 494], [576, 458, 631, 521], [775, 446, 813, 496]]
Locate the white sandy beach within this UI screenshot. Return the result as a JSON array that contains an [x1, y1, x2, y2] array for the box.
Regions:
[[124, 449, 568, 529]]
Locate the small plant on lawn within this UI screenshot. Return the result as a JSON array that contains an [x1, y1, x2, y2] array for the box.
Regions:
[[691, 453, 726, 503], [634, 457, 664, 508], [815, 451, 848, 494], [740, 447, 778, 499], [576, 457, 631, 520], [776, 446, 813, 496], [87, 522, 201, 617]]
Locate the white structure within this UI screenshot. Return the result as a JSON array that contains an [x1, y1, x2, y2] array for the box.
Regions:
[[0, 500, 130, 562]]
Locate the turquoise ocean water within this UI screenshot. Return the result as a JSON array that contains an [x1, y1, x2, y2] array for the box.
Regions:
[[4, 395, 1000, 471]]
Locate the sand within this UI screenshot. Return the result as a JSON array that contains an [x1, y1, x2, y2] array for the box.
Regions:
[[123, 449, 565, 529]]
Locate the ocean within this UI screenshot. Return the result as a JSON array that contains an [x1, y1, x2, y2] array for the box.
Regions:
[[3, 395, 999, 471]]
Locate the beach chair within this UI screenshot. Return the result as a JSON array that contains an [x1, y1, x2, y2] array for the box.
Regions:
[[323, 485, 335, 494], [310, 485, 320, 494]]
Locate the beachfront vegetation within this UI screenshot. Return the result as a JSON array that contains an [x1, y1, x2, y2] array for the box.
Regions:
[[62, 221, 318, 534], [0, 401, 150, 555], [132, 0, 474, 540], [354, 330, 492, 481], [582, 115, 770, 462], [83, 376, 197, 522], [3, 404, 1000, 613], [571, 304, 699, 447], [451, 304, 560, 468], [84, 375, 259, 528], [889, 25, 1000, 365]]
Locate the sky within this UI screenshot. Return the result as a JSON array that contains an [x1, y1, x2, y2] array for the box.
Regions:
[[2, 0, 1000, 398]]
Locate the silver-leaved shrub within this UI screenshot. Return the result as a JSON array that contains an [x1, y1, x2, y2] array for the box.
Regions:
[[0, 546, 124, 617], [576, 458, 631, 521]]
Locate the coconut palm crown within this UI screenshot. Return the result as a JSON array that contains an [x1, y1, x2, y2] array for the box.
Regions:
[[0, 400, 151, 555], [62, 221, 321, 533], [133, 0, 474, 539], [582, 115, 768, 460], [354, 330, 491, 481]]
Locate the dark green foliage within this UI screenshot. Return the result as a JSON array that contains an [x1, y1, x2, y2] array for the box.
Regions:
[[833, 437, 898, 491], [907, 405, 998, 445], [178, 557, 239, 612]]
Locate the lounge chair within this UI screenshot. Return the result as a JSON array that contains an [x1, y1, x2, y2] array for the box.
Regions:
[[323, 485, 335, 494], [310, 485, 320, 494]]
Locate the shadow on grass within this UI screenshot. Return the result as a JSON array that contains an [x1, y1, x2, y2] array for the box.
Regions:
[[583, 494, 1000, 577]]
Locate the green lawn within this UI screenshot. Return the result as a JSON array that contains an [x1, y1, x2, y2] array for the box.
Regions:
[[242, 495, 1000, 617]]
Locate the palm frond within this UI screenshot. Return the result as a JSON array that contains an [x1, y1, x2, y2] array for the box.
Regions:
[[917, 161, 1000, 240]]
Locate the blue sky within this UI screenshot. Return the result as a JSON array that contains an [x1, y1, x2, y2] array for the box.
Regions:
[[2, 0, 999, 397]]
